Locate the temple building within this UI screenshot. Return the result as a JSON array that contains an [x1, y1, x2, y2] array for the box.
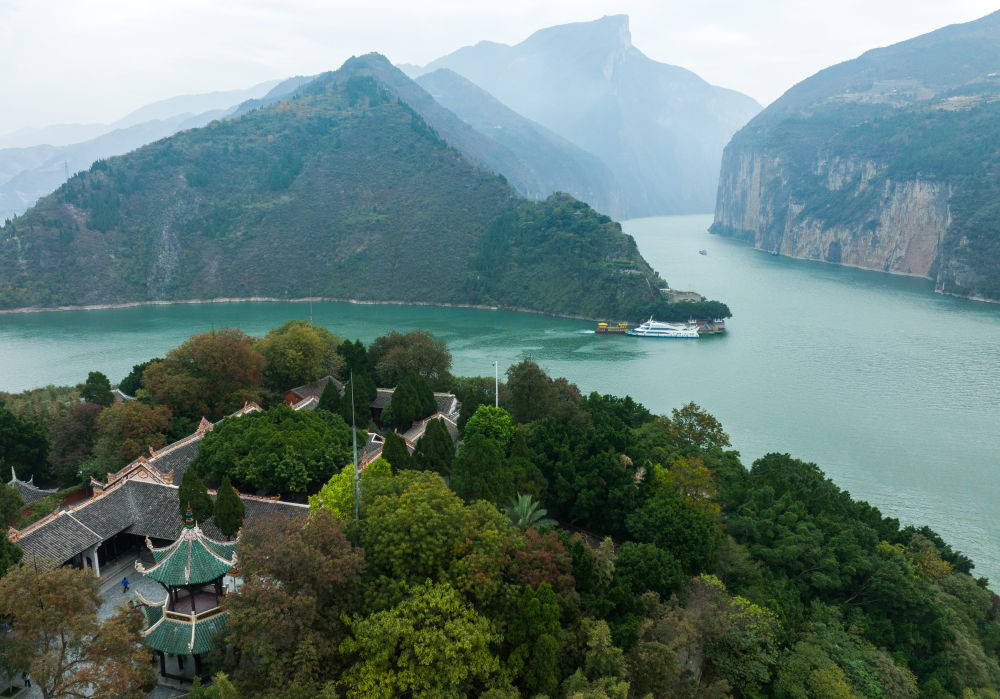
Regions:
[[135, 506, 236, 678]]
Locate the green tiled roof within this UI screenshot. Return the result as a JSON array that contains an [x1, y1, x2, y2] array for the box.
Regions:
[[137, 524, 237, 586], [141, 607, 228, 656]]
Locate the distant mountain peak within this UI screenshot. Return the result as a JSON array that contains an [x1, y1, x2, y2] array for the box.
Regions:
[[522, 14, 632, 53]]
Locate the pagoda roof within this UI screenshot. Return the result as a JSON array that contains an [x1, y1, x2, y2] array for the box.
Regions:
[[136, 592, 227, 656], [136, 523, 238, 586]]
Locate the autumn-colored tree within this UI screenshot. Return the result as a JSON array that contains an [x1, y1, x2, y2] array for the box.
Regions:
[[368, 329, 452, 389], [223, 509, 364, 695], [255, 320, 343, 392], [143, 328, 264, 422], [340, 582, 499, 698], [213, 475, 245, 539], [651, 455, 722, 520], [0, 565, 151, 699], [47, 402, 103, 486], [91, 400, 171, 475], [507, 528, 576, 596]]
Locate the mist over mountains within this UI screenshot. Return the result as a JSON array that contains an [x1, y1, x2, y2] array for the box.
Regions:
[[406, 15, 761, 217], [0, 81, 279, 220]]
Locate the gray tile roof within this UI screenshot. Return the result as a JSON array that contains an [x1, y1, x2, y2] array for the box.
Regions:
[[72, 485, 137, 539], [289, 376, 343, 401], [372, 388, 394, 410], [12, 480, 309, 565], [149, 439, 202, 485], [16, 512, 101, 565], [433, 393, 460, 416], [8, 467, 57, 505]]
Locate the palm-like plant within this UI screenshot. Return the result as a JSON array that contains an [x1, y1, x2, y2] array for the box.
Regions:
[[504, 493, 556, 529]]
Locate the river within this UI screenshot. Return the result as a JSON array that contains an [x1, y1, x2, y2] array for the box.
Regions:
[[1, 214, 998, 582]]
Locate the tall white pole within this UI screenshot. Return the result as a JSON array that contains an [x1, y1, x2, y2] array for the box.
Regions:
[[493, 361, 499, 407], [351, 371, 359, 521]]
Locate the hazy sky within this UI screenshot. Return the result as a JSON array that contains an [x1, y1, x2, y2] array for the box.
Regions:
[[2, 0, 997, 135]]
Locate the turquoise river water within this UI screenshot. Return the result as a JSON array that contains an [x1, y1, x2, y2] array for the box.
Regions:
[[1, 214, 998, 582]]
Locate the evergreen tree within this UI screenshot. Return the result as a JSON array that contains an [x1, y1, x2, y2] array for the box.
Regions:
[[382, 373, 436, 431], [381, 431, 412, 473], [340, 372, 376, 428], [317, 378, 343, 414], [80, 371, 114, 407], [178, 467, 214, 523], [213, 475, 245, 539], [413, 417, 455, 476]]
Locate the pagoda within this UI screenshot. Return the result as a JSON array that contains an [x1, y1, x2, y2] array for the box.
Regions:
[[134, 505, 237, 678]]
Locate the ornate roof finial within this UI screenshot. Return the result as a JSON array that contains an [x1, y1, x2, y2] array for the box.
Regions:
[[149, 445, 155, 457], [184, 503, 195, 528]]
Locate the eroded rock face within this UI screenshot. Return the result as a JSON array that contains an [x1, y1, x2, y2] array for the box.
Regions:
[[714, 147, 952, 280]]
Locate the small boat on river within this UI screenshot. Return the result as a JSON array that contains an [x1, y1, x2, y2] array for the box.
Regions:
[[626, 317, 700, 338]]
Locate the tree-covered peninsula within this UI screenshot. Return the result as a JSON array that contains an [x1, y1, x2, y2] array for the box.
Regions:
[[0, 55, 727, 323]]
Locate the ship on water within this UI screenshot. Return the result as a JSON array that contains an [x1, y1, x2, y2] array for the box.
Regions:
[[626, 317, 700, 338]]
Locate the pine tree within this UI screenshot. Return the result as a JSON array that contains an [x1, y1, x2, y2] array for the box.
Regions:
[[213, 475, 245, 539], [317, 378, 343, 414], [381, 431, 412, 473], [178, 467, 214, 524], [413, 418, 455, 476]]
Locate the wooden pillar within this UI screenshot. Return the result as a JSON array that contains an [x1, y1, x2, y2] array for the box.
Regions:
[[158, 651, 165, 676], [177, 654, 184, 670], [194, 654, 203, 676], [190, 584, 196, 613]]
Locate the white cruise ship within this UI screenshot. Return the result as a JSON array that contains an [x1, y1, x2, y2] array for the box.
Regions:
[[625, 317, 700, 338]]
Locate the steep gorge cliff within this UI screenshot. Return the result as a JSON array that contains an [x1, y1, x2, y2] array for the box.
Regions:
[[715, 148, 951, 278], [712, 10, 1000, 301]]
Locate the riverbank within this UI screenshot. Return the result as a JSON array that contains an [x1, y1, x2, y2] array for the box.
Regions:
[[0, 295, 603, 322]]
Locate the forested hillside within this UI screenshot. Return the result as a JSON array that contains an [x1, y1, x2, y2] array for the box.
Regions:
[[0, 56, 723, 321]]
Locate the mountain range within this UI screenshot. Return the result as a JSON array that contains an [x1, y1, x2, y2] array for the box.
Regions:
[[406, 15, 761, 217], [0, 55, 725, 322], [713, 10, 1000, 301], [0, 82, 280, 221]]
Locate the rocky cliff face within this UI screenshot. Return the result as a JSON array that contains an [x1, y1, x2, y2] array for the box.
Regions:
[[715, 148, 951, 277], [712, 10, 1000, 300]]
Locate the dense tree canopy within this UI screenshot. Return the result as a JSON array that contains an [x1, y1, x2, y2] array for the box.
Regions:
[[91, 400, 171, 476], [368, 330, 452, 389], [8, 324, 993, 699], [0, 400, 50, 485], [190, 404, 353, 496], [47, 402, 103, 486], [255, 320, 343, 392], [142, 327, 264, 425]]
